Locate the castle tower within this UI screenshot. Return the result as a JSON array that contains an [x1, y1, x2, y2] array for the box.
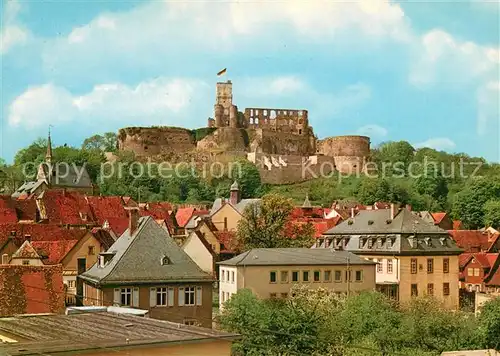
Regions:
[[229, 180, 241, 205], [229, 104, 239, 128], [214, 80, 233, 127]]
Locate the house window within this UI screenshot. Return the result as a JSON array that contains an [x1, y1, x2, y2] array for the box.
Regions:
[[270, 271, 277, 283], [22, 260, 30, 266], [223, 217, 228, 231], [121, 288, 132, 306], [468, 268, 473, 276], [292, 271, 299, 282], [387, 238, 393, 248], [387, 259, 393, 274], [427, 283, 434, 296], [377, 260, 383, 273], [303, 271, 309, 282], [427, 259, 434, 274], [411, 284, 418, 296], [443, 283, 450, 296], [156, 287, 168, 306], [324, 270, 332, 282], [474, 268, 480, 277], [161, 256, 170, 265], [281, 271, 289, 283], [334, 270, 342, 282], [355, 270, 363, 282], [68, 280, 75, 288], [411, 258, 417, 274], [270, 293, 277, 299], [231, 271, 235, 283], [184, 287, 196, 306], [220, 269, 225, 282], [88, 246, 95, 255], [313, 271, 321, 282], [281, 293, 288, 299], [367, 239, 373, 249], [443, 258, 449, 274]]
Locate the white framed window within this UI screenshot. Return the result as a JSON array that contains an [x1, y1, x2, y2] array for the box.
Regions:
[[474, 268, 480, 276], [180, 286, 196, 306], [121, 288, 131, 306], [468, 268, 473, 276], [221, 269, 225, 282], [156, 287, 168, 306], [231, 271, 235, 283], [387, 259, 393, 274], [68, 280, 75, 288], [114, 287, 138, 307], [377, 260, 383, 273]]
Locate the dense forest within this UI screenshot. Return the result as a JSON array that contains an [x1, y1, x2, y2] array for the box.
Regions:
[[1, 134, 499, 229]]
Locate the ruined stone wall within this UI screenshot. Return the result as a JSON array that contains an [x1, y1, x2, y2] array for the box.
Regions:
[[243, 108, 308, 133], [196, 127, 248, 152], [251, 128, 315, 156], [118, 127, 196, 157], [318, 135, 370, 157]]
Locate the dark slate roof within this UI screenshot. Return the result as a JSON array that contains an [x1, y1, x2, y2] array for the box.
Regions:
[[38, 162, 93, 188], [0, 312, 239, 355], [218, 248, 375, 266], [80, 216, 213, 285], [324, 208, 448, 235], [209, 198, 261, 216]]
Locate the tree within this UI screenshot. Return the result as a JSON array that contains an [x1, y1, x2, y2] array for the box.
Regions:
[[236, 194, 315, 249], [231, 159, 261, 198], [484, 200, 500, 229], [476, 296, 500, 350], [413, 164, 448, 208], [82, 132, 117, 152], [375, 141, 415, 175], [452, 178, 500, 229]]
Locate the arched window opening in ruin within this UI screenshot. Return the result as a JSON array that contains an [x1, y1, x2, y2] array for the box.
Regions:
[[270, 110, 277, 119], [249, 117, 254, 124], [144, 146, 148, 150], [255, 118, 259, 125], [256, 109, 259, 115], [284, 110, 287, 115], [298, 129, 302, 135], [353, 165, 357, 168], [299, 119, 303, 124], [298, 110, 303, 117], [264, 110, 268, 116], [250, 109, 254, 115]]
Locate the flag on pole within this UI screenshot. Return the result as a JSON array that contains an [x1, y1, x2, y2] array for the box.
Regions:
[[217, 68, 227, 76]]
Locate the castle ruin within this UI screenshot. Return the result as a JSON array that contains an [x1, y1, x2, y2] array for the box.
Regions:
[[118, 79, 371, 184]]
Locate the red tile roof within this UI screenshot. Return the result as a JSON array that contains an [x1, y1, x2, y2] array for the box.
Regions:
[[104, 217, 129, 237], [89, 228, 115, 250], [290, 207, 324, 219], [13, 199, 38, 221], [453, 220, 463, 230], [175, 207, 195, 228], [140, 202, 174, 220], [86, 196, 127, 224], [0, 224, 87, 249], [38, 190, 95, 225], [0, 195, 18, 223], [12, 241, 41, 259], [214, 231, 239, 253], [448, 230, 491, 252], [431, 212, 447, 224], [32, 240, 79, 264]]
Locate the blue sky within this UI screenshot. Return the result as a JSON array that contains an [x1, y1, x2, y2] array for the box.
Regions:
[[1, 0, 498, 163]]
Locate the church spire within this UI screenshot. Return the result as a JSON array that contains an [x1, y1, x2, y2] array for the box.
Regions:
[[45, 127, 53, 164]]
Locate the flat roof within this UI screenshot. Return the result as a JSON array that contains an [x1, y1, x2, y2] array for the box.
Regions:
[[0, 312, 239, 355]]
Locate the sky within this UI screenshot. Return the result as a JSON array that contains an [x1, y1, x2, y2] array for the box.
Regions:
[[0, 0, 499, 163]]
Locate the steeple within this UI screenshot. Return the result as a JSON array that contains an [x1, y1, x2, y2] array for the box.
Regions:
[[45, 127, 53, 164], [302, 194, 312, 208], [229, 180, 241, 205]]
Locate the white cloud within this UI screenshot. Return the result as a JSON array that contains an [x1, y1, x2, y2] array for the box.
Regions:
[[410, 29, 499, 87], [414, 137, 456, 151], [357, 124, 388, 138], [8, 78, 210, 130], [0, 0, 29, 54], [477, 81, 500, 135]]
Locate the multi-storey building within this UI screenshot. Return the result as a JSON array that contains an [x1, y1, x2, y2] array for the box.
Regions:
[[317, 206, 463, 309], [218, 248, 376, 307]]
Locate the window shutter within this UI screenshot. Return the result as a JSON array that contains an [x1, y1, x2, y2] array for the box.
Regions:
[[178, 287, 185, 306], [132, 287, 139, 307], [150, 287, 156, 307], [168, 287, 174, 306], [113, 288, 120, 305], [196, 286, 202, 306]]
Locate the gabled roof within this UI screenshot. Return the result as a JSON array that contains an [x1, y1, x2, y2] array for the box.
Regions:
[[218, 248, 375, 266], [37, 162, 92, 189], [139, 202, 174, 220], [175, 207, 195, 227], [209, 198, 261, 217], [103, 217, 129, 237], [0, 224, 88, 249], [90, 227, 116, 250], [86, 196, 128, 224], [80, 217, 213, 285], [183, 231, 216, 257], [214, 230, 238, 253], [453, 220, 463, 230], [32, 240, 79, 264], [12, 240, 42, 260], [325, 208, 448, 235], [431, 212, 447, 224]]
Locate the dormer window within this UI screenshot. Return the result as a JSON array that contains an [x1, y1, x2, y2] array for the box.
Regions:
[[367, 238, 373, 249], [425, 237, 431, 246], [439, 237, 446, 246], [387, 238, 393, 248], [378, 238, 383, 248], [98, 251, 115, 268], [161, 256, 171, 265], [80, 212, 87, 221]]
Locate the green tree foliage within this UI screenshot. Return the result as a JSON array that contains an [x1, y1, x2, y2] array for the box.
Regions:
[[484, 200, 500, 229], [476, 296, 500, 350], [231, 159, 261, 198], [236, 194, 315, 249], [452, 178, 500, 229], [82, 132, 117, 152], [219, 289, 492, 356], [373, 141, 415, 175], [413, 164, 449, 209]]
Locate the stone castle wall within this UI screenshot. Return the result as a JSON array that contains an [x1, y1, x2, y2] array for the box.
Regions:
[[318, 135, 370, 157], [251, 128, 315, 156], [118, 127, 196, 157]]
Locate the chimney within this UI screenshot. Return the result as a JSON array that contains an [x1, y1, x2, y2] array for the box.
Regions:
[[390, 203, 395, 220], [126, 207, 140, 235], [229, 181, 241, 205], [350, 208, 355, 219], [1, 254, 9, 265]]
